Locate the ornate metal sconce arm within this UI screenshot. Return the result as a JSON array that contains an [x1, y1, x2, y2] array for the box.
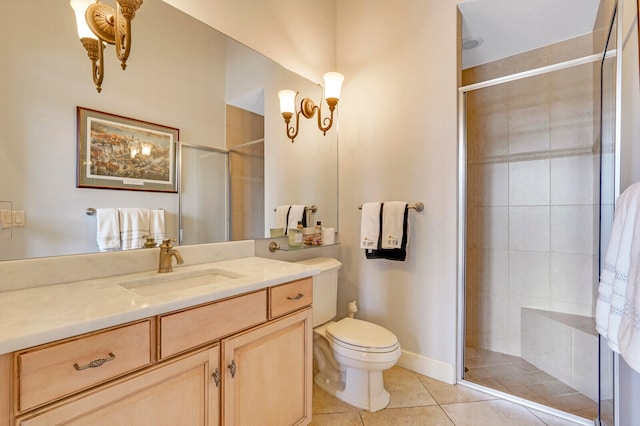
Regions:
[[80, 38, 104, 93]]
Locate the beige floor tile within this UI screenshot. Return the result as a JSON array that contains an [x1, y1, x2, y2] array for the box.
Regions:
[[441, 400, 546, 426], [360, 406, 454, 426], [417, 374, 497, 405], [545, 393, 597, 414], [502, 385, 548, 405], [465, 375, 511, 393], [313, 384, 360, 414], [310, 412, 364, 426], [385, 367, 438, 408]]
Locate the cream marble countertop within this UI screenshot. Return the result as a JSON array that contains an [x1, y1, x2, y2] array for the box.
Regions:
[[0, 256, 319, 355]]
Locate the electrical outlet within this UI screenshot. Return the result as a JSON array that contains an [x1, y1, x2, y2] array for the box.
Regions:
[[12, 211, 26, 227]]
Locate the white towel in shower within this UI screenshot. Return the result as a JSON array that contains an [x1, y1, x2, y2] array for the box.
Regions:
[[381, 201, 408, 249], [614, 183, 640, 373], [596, 182, 640, 365], [360, 202, 381, 249], [119, 208, 150, 250], [149, 209, 166, 244], [96, 208, 120, 252]]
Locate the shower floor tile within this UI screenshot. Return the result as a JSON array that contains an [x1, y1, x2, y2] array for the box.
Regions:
[[464, 347, 597, 421]]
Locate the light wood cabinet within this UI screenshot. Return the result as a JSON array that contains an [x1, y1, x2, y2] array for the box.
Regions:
[[16, 320, 152, 412], [5, 277, 313, 426], [15, 346, 220, 426], [222, 308, 312, 426], [159, 290, 267, 360]]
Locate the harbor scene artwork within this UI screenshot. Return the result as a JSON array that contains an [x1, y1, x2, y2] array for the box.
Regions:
[[76, 107, 179, 192]]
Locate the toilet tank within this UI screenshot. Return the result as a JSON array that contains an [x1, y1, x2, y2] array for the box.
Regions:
[[296, 257, 342, 327]]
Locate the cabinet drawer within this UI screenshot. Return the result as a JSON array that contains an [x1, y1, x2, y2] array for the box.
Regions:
[[269, 278, 313, 319], [159, 289, 267, 359], [17, 320, 152, 412]]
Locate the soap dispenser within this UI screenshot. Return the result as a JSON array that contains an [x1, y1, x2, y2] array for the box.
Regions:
[[288, 221, 304, 248]]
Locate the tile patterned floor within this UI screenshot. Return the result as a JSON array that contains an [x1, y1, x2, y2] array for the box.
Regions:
[[463, 347, 598, 420], [310, 366, 589, 426]]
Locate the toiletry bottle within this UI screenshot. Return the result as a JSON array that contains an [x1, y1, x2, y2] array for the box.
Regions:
[[288, 221, 304, 248], [313, 221, 322, 245]]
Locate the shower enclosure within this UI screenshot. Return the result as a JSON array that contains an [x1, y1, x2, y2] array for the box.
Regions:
[[458, 2, 617, 424]]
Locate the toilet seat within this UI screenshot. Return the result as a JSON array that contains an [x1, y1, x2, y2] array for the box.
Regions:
[[326, 318, 400, 354]]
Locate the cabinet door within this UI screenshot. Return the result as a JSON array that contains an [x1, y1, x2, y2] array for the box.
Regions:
[[222, 308, 312, 426], [16, 346, 221, 426]]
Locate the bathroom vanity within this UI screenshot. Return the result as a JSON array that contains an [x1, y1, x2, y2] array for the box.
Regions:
[[0, 242, 318, 425]]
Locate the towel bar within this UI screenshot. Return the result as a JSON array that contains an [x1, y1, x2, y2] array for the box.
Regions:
[[86, 207, 165, 216], [358, 202, 424, 212], [272, 205, 318, 213]]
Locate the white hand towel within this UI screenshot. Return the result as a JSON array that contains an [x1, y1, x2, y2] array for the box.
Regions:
[[381, 201, 408, 249], [360, 202, 381, 249], [604, 182, 640, 373], [149, 209, 166, 243], [596, 182, 640, 355], [96, 208, 120, 252], [287, 205, 306, 231], [275, 205, 291, 234], [119, 208, 150, 250]]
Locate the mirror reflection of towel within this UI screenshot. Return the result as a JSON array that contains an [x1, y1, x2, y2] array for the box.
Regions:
[[119, 208, 150, 250], [96, 208, 120, 252], [275, 205, 291, 234], [149, 209, 166, 243], [287, 205, 307, 231]]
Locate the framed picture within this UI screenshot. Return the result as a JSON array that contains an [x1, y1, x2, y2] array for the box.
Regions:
[[76, 107, 179, 193]]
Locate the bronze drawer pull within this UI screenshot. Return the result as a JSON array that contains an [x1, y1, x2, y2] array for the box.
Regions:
[[73, 353, 116, 371], [287, 293, 304, 301]]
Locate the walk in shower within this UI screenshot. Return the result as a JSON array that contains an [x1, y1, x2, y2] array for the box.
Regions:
[[458, 0, 617, 424]]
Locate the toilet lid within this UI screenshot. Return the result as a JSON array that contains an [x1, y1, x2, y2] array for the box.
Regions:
[[326, 318, 398, 352]]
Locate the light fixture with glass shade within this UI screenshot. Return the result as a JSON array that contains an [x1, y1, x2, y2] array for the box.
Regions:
[[69, 0, 143, 93], [278, 72, 344, 143]]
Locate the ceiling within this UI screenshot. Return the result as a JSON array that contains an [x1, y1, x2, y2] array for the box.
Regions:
[[458, 0, 601, 69]]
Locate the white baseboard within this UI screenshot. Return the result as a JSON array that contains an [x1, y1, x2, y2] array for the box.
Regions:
[[397, 349, 456, 385]]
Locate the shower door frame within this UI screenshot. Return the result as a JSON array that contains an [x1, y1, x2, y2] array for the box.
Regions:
[[456, 48, 618, 425]]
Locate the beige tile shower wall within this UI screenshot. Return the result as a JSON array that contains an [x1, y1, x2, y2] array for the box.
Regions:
[[465, 37, 598, 357], [227, 105, 265, 241]]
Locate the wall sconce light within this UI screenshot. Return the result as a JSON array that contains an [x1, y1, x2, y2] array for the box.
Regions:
[[70, 0, 143, 93], [278, 72, 344, 143]]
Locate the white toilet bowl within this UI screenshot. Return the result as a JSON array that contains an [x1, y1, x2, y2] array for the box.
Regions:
[[313, 317, 401, 412], [295, 257, 401, 412]]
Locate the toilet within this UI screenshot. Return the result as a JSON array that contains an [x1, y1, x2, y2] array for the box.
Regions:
[[297, 257, 401, 412]]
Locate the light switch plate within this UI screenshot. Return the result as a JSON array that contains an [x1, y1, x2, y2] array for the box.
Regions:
[[12, 211, 25, 227]]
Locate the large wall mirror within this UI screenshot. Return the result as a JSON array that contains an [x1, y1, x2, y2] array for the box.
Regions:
[[0, 0, 338, 261]]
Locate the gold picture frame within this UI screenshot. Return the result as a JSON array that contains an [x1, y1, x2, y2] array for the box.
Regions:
[[76, 107, 179, 193]]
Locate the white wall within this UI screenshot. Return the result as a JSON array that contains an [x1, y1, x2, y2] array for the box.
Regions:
[[161, 0, 337, 83], [335, 0, 460, 382], [169, 0, 461, 383]]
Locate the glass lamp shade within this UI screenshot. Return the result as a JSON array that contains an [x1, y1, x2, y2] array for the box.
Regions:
[[278, 90, 297, 114], [70, 0, 98, 40], [323, 72, 344, 100]]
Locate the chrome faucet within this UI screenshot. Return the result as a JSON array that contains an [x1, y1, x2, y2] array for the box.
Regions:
[[158, 238, 184, 273]]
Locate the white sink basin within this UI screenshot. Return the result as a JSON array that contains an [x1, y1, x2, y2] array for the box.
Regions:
[[119, 268, 244, 296]]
